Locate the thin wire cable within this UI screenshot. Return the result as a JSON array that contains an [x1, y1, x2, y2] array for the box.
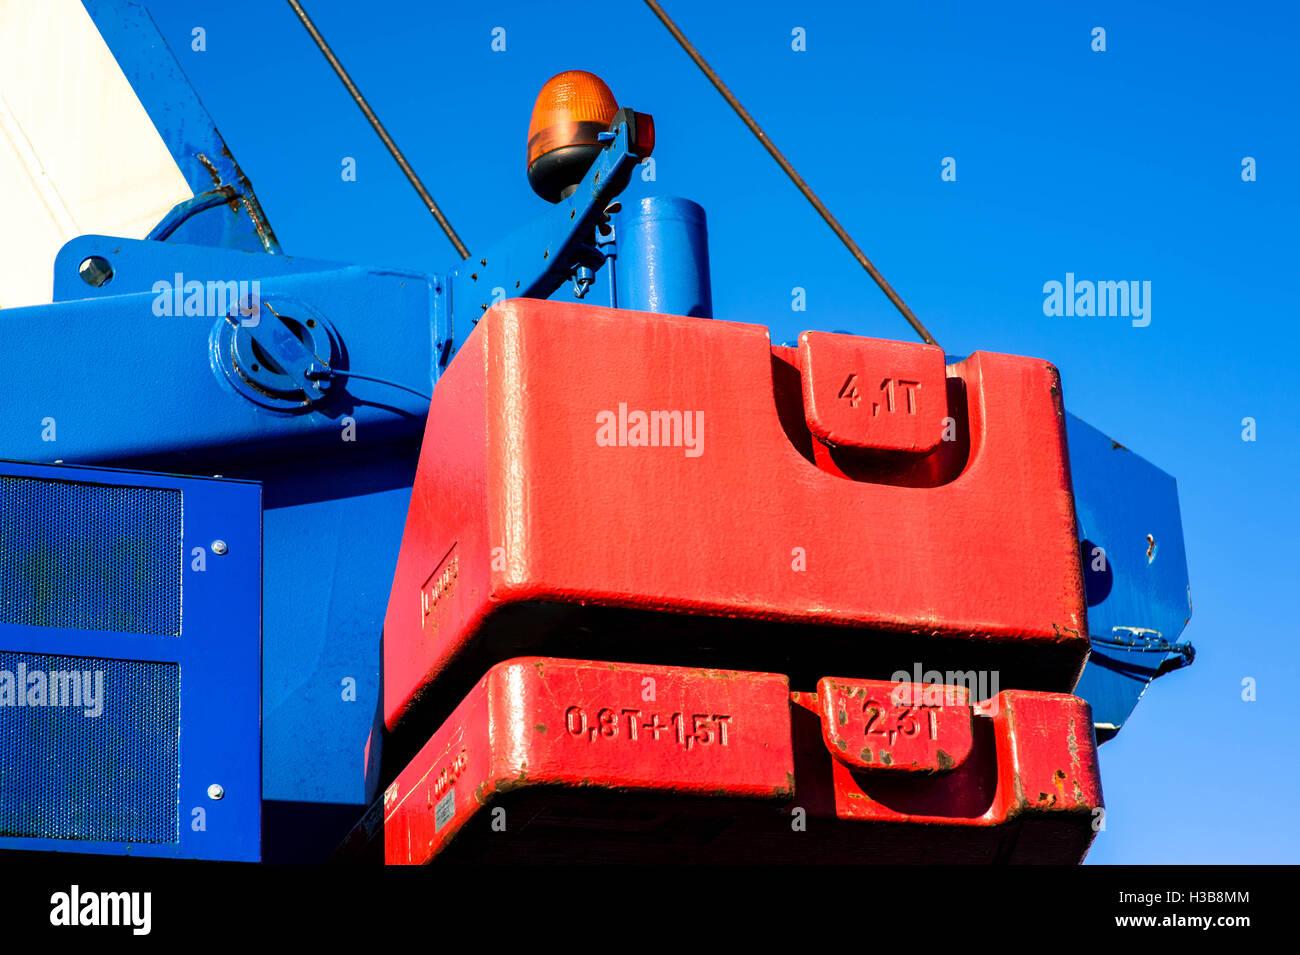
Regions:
[[328, 370, 431, 403], [285, 0, 471, 259], [643, 0, 939, 347]]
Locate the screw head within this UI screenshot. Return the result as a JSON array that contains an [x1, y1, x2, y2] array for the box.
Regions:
[[207, 783, 225, 801], [211, 540, 228, 556]]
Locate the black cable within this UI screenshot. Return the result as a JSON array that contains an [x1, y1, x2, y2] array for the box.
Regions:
[[643, 0, 939, 347], [285, 0, 471, 260], [325, 370, 431, 403]]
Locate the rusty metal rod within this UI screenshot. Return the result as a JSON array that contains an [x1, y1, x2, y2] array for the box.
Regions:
[[642, 0, 939, 347], [285, 0, 471, 259]]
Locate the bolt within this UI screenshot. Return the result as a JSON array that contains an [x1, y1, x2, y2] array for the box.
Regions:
[[78, 255, 114, 288], [207, 783, 225, 801], [211, 540, 228, 556]]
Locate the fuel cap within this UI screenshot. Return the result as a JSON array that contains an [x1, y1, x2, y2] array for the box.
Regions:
[[211, 296, 338, 411]]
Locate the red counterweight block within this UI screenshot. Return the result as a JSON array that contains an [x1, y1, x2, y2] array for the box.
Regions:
[[340, 660, 1102, 864], [383, 301, 1089, 744]]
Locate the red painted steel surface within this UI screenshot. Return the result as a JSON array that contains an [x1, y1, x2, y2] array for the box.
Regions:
[[798, 331, 948, 454], [792, 679, 1102, 833], [346, 658, 794, 864], [343, 661, 1102, 864], [383, 301, 1088, 741], [816, 676, 974, 773]]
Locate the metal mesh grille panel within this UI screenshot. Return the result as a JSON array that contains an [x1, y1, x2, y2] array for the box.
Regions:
[[0, 651, 180, 843], [0, 476, 181, 635]]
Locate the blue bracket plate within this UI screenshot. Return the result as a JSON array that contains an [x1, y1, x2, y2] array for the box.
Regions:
[[1067, 414, 1194, 740], [448, 116, 646, 362]]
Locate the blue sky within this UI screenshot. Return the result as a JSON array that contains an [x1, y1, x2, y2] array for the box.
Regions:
[[143, 0, 1299, 862]]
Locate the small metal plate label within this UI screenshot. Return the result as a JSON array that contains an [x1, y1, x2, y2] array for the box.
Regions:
[[434, 786, 456, 832]]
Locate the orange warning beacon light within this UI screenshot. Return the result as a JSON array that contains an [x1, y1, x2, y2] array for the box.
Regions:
[[526, 70, 653, 202]]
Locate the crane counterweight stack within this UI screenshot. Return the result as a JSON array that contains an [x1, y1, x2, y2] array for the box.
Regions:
[[0, 0, 1193, 865]]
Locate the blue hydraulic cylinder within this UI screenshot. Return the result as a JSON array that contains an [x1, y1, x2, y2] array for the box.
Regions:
[[615, 196, 713, 318]]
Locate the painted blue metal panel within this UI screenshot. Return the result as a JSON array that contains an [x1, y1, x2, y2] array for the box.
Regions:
[[251, 450, 415, 861], [0, 459, 261, 861], [1067, 414, 1194, 740]]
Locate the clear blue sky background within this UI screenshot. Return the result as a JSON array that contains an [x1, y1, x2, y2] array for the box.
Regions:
[[143, 0, 1298, 863]]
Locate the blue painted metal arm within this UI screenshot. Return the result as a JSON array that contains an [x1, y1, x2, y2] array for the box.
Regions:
[[82, 0, 281, 253], [447, 118, 646, 355]]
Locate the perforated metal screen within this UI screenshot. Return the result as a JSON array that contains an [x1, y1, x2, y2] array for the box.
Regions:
[[0, 475, 182, 635], [0, 650, 180, 843]]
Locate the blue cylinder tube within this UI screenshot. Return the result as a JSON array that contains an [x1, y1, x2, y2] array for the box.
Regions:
[[614, 196, 713, 318]]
